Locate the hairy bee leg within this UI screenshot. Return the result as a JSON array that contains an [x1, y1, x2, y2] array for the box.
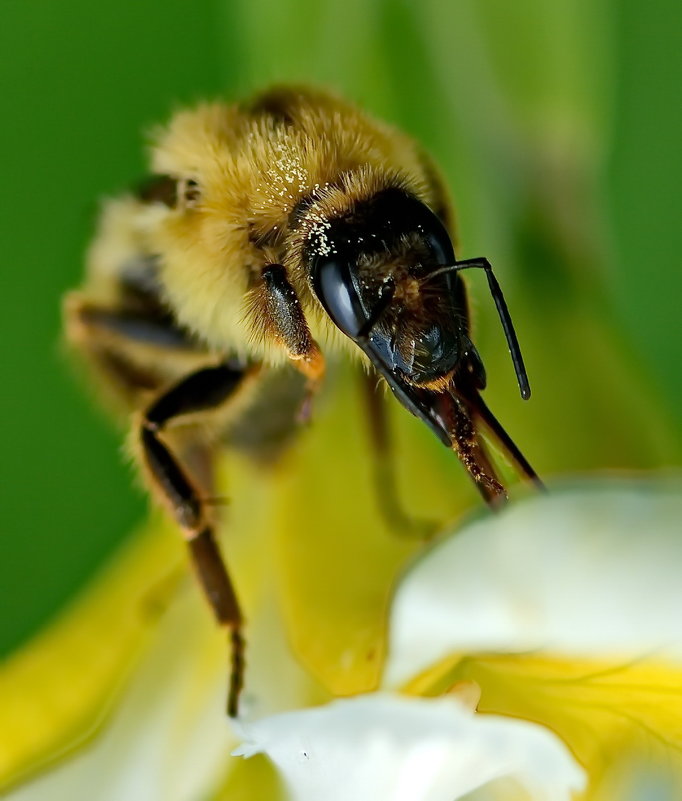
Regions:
[[140, 364, 252, 717], [65, 294, 198, 351], [469, 437, 508, 507], [440, 392, 507, 506], [259, 264, 325, 420], [358, 369, 437, 537], [67, 297, 253, 714], [64, 293, 210, 406]]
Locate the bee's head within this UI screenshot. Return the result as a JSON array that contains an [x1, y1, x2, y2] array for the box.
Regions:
[[308, 188, 470, 389]]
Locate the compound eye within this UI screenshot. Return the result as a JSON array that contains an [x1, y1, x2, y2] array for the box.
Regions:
[[407, 199, 457, 266], [420, 216, 456, 266], [312, 257, 368, 340]]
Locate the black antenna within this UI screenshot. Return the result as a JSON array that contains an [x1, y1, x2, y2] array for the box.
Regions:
[[423, 258, 531, 400]]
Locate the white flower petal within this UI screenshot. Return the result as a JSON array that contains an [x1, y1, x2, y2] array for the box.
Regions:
[[234, 692, 585, 801], [386, 481, 682, 686]]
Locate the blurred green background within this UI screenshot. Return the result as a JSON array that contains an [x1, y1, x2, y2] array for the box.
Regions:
[[1, 0, 680, 656]]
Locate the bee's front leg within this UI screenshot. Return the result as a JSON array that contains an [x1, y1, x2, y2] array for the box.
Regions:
[[440, 389, 508, 507], [255, 264, 325, 422], [139, 364, 256, 717]]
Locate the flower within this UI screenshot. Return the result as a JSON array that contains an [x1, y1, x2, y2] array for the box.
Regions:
[[383, 480, 682, 796], [235, 693, 585, 801], [3, 475, 682, 800]]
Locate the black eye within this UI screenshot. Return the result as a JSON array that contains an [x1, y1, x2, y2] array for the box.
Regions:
[[312, 257, 368, 339], [416, 206, 456, 266]]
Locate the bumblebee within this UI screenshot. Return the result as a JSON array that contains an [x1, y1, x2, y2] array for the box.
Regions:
[[64, 86, 540, 717]]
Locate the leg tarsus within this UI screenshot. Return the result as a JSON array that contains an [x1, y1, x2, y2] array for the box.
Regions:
[[188, 527, 245, 719], [227, 627, 245, 718]]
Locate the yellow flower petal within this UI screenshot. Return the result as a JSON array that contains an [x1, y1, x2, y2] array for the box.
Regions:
[[271, 364, 478, 695], [5, 577, 236, 801], [0, 447, 329, 796], [212, 754, 285, 801], [0, 521, 182, 791], [407, 652, 682, 795]]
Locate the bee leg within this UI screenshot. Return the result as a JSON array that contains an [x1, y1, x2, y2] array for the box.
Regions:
[[359, 369, 439, 538], [63, 293, 210, 408], [139, 364, 252, 717], [259, 264, 325, 421], [445, 392, 508, 507]]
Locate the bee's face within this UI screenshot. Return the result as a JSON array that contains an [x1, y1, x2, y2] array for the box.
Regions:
[[310, 190, 466, 389]]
